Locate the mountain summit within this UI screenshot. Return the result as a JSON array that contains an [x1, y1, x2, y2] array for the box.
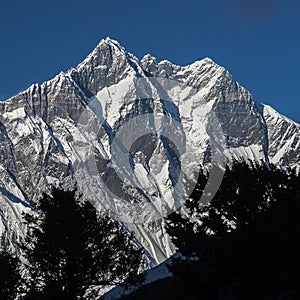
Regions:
[[0, 38, 299, 263]]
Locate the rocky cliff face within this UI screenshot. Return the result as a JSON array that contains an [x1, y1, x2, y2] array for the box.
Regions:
[[0, 38, 299, 263]]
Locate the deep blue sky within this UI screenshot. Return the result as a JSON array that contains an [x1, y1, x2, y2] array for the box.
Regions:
[[0, 0, 299, 122]]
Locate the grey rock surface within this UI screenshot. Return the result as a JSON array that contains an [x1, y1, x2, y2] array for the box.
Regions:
[[0, 38, 299, 263]]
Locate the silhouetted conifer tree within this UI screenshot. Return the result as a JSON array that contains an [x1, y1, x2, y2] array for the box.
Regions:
[[166, 162, 300, 299], [21, 188, 144, 299]]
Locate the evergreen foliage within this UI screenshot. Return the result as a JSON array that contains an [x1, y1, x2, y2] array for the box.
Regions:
[[0, 251, 20, 300], [21, 188, 144, 299], [166, 162, 300, 299]]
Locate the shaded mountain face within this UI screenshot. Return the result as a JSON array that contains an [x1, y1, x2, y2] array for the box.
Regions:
[[0, 38, 299, 263]]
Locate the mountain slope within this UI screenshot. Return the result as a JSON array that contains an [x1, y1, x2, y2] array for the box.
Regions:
[[0, 37, 299, 263]]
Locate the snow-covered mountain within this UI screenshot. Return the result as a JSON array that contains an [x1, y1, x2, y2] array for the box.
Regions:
[[0, 37, 299, 264]]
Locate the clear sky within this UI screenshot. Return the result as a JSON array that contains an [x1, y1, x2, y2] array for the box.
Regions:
[[0, 0, 299, 122]]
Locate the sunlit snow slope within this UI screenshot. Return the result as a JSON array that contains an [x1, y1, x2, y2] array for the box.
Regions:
[[0, 38, 299, 263]]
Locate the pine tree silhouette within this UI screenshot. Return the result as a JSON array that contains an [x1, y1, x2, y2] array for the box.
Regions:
[[166, 162, 300, 299], [21, 188, 144, 299]]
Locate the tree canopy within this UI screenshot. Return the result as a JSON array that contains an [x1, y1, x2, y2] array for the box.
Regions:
[[0, 251, 20, 300], [21, 188, 144, 299], [166, 162, 300, 299]]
